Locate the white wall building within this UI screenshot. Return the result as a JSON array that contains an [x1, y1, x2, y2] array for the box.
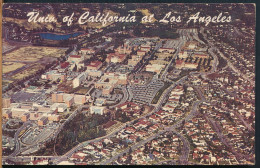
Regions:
[[73, 72, 87, 88]]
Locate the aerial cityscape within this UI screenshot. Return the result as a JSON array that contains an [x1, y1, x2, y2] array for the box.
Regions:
[[2, 3, 255, 165]]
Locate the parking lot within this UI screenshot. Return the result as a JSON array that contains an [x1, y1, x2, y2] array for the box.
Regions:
[[126, 37, 158, 46], [91, 88, 123, 104], [11, 91, 46, 103], [163, 39, 180, 49], [130, 79, 164, 104], [21, 123, 60, 146]]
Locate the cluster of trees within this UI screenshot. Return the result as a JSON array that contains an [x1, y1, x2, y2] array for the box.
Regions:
[[133, 26, 179, 39], [2, 148, 15, 156], [115, 109, 131, 123], [198, 31, 208, 44], [5, 121, 23, 129], [217, 55, 227, 70], [4, 59, 59, 93], [55, 113, 108, 155], [2, 129, 16, 138]]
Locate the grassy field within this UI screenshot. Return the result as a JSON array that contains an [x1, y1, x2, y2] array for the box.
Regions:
[[3, 62, 25, 74], [3, 80, 13, 87], [12, 64, 45, 80], [137, 8, 157, 23], [3, 17, 55, 30], [75, 87, 91, 94], [3, 46, 66, 62]]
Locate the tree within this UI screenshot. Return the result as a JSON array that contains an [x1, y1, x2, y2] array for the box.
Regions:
[[129, 147, 132, 154], [73, 64, 77, 71]]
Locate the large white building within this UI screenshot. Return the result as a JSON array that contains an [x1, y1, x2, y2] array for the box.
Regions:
[[90, 106, 107, 115], [85, 69, 103, 77], [145, 64, 165, 74], [73, 72, 87, 88]]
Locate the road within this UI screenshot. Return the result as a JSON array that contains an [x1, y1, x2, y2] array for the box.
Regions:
[[200, 27, 254, 86], [7, 121, 32, 158], [52, 73, 190, 165], [100, 130, 165, 165], [172, 129, 189, 165], [133, 40, 162, 73], [155, 76, 188, 111], [110, 86, 129, 108], [5, 27, 254, 165], [160, 39, 185, 80], [194, 82, 254, 163], [203, 113, 246, 162], [52, 104, 89, 141], [99, 78, 202, 165], [220, 106, 254, 132]]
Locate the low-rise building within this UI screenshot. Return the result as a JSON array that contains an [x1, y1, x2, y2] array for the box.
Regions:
[[41, 70, 66, 81], [80, 48, 96, 55], [90, 106, 107, 115], [3, 110, 12, 119], [175, 60, 198, 69], [85, 69, 103, 77], [115, 45, 132, 54], [58, 104, 68, 112], [128, 55, 143, 66], [158, 47, 175, 53], [106, 53, 127, 63], [68, 55, 84, 65], [178, 50, 188, 58], [95, 72, 127, 95], [146, 64, 165, 74], [137, 50, 146, 56], [3, 98, 12, 108], [86, 61, 102, 70]]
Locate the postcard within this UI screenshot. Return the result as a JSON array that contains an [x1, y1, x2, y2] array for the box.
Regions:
[[1, 3, 255, 165]]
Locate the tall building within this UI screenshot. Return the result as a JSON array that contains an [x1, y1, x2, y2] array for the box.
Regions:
[[3, 98, 11, 108], [73, 72, 87, 88], [3, 110, 12, 119], [21, 113, 30, 122], [52, 93, 64, 103], [65, 96, 74, 107], [74, 95, 87, 105], [38, 116, 48, 126]]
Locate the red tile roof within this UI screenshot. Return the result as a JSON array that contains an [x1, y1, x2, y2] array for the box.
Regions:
[[60, 62, 70, 68], [70, 55, 81, 58], [175, 59, 184, 65], [88, 61, 102, 67]]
